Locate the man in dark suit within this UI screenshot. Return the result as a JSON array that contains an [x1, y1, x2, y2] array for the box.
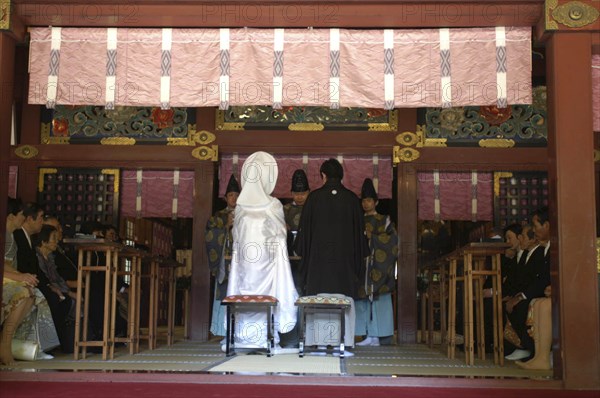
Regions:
[[13, 202, 44, 275], [14, 204, 74, 352], [295, 158, 368, 298], [505, 208, 551, 361]]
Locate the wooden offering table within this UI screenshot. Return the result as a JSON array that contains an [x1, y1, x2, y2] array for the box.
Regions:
[[112, 245, 148, 357], [446, 242, 510, 366], [419, 257, 447, 349], [143, 256, 184, 349], [64, 238, 121, 360], [65, 238, 149, 359]]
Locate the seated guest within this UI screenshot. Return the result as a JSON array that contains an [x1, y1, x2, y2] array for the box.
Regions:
[[516, 208, 552, 369], [35, 225, 77, 317], [3, 198, 59, 363], [505, 208, 550, 361], [43, 216, 78, 287], [103, 224, 120, 242], [34, 225, 75, 353], [483, 223, 523, 355], [13, 203, 44, 275], [501, 223, 525, 298], [2, 270, 36, 365]]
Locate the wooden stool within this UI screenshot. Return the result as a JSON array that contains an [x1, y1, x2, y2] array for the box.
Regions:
[[295, 295, 352, 358], [221, 295, 278, 357]]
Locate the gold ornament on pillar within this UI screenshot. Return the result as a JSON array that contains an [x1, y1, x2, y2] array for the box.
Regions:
[[549, 0, 599, 29], [395, 131, 419, 147], [393, 146, 420, 164], [14, 145, 39, 159], [167, 126, 217, 146], [190, 130, 216, 145], [0, 0, 11, 30], [393, 130, 421, 164], [191, 145, 218, 161]]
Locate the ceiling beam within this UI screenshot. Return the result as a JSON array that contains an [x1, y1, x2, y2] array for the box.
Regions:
[[14, 1, 543, 28]]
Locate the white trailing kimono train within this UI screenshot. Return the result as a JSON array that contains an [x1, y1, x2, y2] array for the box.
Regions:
[[226, 151, 298, 348]]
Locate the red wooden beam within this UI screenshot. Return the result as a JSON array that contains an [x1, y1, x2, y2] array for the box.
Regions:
[[8, 142, 548, 170], [14, 1, 543, 28]]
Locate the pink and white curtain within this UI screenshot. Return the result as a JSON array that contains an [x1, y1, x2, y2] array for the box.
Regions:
[[120, 170, 194, 218], [29, 27, 531, 109], [219, 154, 393, 199], [593, 55, 600, 133], [418, 171, 493, 221]]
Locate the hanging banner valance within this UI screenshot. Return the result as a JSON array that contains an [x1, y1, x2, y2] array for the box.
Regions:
[[120, 170, 194, 218], [418, 172, 493, 221], [593, 55, 600, 133], [29, 27, 531, 109], [219, 154, 393, 199]]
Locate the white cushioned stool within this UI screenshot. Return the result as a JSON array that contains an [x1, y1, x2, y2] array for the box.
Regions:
[[221, 295, 278, 357], [295, 295, 352, 358]]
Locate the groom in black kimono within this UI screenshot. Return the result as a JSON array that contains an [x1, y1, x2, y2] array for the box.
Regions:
[[295, 158, 368, 298]]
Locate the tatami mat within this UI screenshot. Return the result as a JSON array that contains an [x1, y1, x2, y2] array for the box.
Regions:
[[0, 335, 553, 379], [208, 353, 341, 375], [348, 345, 553, 378]]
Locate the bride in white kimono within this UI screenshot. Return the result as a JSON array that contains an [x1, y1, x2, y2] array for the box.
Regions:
[[225, 151, 298, 350]]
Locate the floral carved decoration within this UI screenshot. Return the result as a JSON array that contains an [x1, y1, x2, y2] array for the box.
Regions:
[[151, 108, 175, 129]]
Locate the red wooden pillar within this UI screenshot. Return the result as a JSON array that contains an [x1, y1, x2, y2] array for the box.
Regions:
[[16, 80, 40, 203], [546, 32, 600, 389], [0, 33, 16, 297], [189, 161, 214, 341], [396, 163, 418, 343]]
